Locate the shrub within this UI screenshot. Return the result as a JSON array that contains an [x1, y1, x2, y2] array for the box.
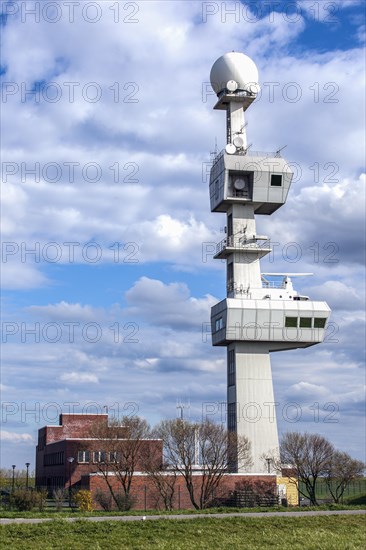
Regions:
[[73, 490, 93, 511], [94, 489, 113, 511], [35, 489, 48, 512], [114, 492, 135, 511], [10, 489, 35, 511], [53, 488, 66, 512]]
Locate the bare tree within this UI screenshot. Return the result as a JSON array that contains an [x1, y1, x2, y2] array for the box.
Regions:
[[154, 418, 252, 510], [279, 432, 334, 505], [141, 437, 177, 511], [324, 451, 365, 503], [89, 416, 151, 509]]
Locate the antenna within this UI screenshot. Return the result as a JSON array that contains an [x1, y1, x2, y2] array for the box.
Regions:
[[210, 137, 219, 161], [176, 401, 190, 420], [275, 145, 287, 157]]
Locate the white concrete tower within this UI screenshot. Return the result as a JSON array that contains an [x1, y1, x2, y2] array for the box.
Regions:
[[209, 53, 331, 473]]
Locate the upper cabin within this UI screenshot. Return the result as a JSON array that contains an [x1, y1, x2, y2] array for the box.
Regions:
[[209, 149, 293, 214]]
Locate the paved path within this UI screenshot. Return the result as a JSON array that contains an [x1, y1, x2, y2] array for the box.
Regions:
[[1, 509, 365, 525]]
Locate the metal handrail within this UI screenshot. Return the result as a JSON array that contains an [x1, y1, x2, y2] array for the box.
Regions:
[[216, 236, 271, 255]]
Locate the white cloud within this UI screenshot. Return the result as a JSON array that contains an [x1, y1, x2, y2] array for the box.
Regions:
[[60, 372, 99, 384], [28, 301, 105, 322], [125, 276, 216, 328], [1, 430, 34, 443]]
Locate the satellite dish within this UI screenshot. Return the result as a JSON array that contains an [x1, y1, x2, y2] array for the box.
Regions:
[[234, 178, 246, 190], [226, 80, 238, 92], [245, 82, 261, 95], [225, 143, 236, 155], [233, 135, 244, 148]]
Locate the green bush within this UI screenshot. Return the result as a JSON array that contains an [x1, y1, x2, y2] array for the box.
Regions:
[[10, 489, 35, 511], [114, 492, 135, 511]]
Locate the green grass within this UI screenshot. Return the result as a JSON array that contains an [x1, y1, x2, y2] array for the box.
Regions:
[[1, 515, 365, 549], [1, 503, 365, 519]]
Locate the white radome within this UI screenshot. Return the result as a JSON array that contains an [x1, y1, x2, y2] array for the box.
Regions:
[[210, 52, 259, 95]]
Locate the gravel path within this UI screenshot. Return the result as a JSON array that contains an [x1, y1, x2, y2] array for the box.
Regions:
[[1, 509, 365, 525]]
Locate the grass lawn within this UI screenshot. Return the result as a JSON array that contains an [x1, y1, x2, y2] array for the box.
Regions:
[[1, 514, 365, 549]]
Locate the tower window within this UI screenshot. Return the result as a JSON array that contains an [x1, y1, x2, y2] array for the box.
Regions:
[[227, 262, 234, 287], [228, 402, 237, 432], [227, 213, 233, 237], [285, 317, 297, 328], [215, 317, 224, 332], [271, 174, 282, 186], [299, 318, 312, 328], [228, 349, 235, 386], [314, 318, 326, 329]]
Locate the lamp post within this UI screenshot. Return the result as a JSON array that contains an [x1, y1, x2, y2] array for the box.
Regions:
[[67, 457, 74, 508], [25, 462, 30, 490], [11, 465, 16, 492]]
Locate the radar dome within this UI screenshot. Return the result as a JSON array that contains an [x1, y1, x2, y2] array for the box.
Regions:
[[210, 52, 259, 96]]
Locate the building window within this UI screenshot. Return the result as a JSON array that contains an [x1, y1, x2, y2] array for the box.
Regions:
[[215, 317, 223, 332], [314, 318, 326, 329], [93, 451, 107, 463], [78, 451, 90, 463], [44, 451, 64, 466], [271, 174, 282, 186], [285, 317, 297, 328], [299, 318, 312, 328], [228, 403, 236, 432], [228, 350, 236, 387]]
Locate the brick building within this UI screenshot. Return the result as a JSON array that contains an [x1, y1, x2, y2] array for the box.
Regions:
[[36, 413, 294, 509], [35, 413, 162, 493]]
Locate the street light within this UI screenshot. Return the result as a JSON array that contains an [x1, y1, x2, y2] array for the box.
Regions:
[[25, 462, 30, 490], [11, 465, 16, 492], [67, 457, 74, 508]]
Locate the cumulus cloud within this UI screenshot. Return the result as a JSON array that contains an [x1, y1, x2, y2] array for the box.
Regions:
[[125, 276, 216, 329]]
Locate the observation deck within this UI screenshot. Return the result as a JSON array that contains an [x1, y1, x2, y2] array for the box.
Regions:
[[214, 235, 271, 260]]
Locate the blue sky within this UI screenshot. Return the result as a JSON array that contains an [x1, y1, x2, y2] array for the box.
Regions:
[[1, 0, 365, 471]]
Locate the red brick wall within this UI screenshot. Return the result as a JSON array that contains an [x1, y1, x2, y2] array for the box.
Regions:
[[43, 414, 111, 444], [85, 473, 276, 511]]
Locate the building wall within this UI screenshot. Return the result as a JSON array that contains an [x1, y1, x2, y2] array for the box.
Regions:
[[35, 414, 161, 492], [277, 476, 299, 506], [83, 473, 277, 511]]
